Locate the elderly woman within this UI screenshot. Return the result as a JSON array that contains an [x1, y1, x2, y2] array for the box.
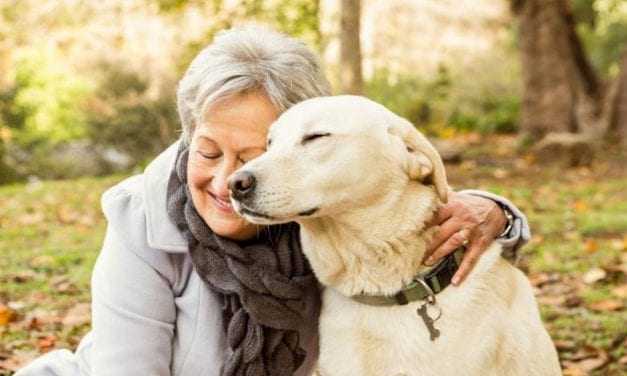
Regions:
[[16, 25, 529, 376]]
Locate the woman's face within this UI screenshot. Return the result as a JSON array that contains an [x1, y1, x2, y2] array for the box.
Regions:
[[187, 91, 279, 240]]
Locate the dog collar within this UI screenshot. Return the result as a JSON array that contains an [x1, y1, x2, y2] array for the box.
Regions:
[[351, 248, 464, 306]]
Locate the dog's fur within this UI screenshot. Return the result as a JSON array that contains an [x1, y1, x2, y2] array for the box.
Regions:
[[231, 96, 561, 376]]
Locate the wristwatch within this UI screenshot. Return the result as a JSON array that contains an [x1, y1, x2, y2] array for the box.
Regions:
[[497, 204, 515, 238]]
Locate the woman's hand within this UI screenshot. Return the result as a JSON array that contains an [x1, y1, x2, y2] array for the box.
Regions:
[[423, 191, 508, 285]]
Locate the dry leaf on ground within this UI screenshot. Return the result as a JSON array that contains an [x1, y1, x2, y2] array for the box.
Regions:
[[583, 239, 599, 254], [0, 304, 15, 326], [582, 267, 607, 284], [36, 334, 56, 352], [588, 299, 624, 312], [62, 303, 91, 327], [611, 284, 627, 298], [562, 345, 610, 374]]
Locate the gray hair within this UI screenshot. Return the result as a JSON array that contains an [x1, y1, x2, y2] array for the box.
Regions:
[[176, 24, 331, 144]]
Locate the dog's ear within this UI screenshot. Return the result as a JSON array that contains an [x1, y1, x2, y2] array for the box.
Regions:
[[387, 115, 448, 203]]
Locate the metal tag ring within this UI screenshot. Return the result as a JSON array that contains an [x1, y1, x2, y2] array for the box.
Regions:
[[415, 278, 436, 305]]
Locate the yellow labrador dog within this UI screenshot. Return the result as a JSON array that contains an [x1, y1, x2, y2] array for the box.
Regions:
[[229, 96, 560, 376]]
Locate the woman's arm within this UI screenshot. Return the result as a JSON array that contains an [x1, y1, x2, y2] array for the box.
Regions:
[[424, 190, 530, 285], [89, 193, 177, 376]]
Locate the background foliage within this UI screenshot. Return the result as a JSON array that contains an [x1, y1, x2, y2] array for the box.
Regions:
[[1, 0, 626, 182]]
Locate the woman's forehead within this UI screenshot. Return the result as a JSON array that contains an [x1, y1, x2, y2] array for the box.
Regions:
[[194, 93, 278, 149]]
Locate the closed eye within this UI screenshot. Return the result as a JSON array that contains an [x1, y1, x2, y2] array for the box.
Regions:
[[198, 151, 221, 160], [301, 132, 331, 144]]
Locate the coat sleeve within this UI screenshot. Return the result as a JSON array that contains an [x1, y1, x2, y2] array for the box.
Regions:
[[89, 184, 178, 376], [459, 189, 531, 263]]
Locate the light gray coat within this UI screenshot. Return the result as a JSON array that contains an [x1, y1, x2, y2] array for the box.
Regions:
[[15, 141, 529, 376]]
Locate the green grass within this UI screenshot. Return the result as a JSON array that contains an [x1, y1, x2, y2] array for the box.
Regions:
[[0, 174, 127, 374], [0, 140, 626, 374]]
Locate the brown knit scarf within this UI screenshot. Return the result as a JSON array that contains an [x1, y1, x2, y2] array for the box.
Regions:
[[166, 143, 320, 376]]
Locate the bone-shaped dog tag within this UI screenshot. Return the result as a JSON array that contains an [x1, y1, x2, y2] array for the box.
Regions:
[[417, 303, 440, 341]]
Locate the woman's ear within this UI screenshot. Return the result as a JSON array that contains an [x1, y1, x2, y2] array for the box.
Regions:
[[387, 115, 448, 203]]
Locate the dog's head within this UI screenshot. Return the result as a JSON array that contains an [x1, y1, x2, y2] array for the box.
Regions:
[[229, 95, 447, 225]]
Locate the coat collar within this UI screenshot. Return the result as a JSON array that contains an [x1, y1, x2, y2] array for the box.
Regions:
[[143, 140, 189, 253]]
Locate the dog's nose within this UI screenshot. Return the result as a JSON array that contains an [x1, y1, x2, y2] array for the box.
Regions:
[[228, 171, 256, 199]]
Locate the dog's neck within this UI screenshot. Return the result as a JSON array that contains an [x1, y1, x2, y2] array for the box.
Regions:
[[298, 183, 441, 297]]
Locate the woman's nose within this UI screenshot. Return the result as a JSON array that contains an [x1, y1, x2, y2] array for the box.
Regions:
[[211, 160, 240, 197]]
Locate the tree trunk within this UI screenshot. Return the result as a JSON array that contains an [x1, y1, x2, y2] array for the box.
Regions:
[[515, 0, 577, 140], [339, 0, 363, 94], [512, 0, 625, 163], [607, 54, 627, 146]]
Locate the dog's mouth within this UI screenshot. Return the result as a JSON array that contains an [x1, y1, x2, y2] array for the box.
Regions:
[[232, 200, 319, 224], [238, 205, 277, 221]]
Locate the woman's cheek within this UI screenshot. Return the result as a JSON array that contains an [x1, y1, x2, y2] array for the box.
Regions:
[[187, 158, 213, 188]]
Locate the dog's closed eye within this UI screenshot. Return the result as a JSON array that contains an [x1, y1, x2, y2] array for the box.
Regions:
[[302, 132, 331, 145]]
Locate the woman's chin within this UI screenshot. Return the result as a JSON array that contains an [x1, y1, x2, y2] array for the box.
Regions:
[[204, 212, 259, 241]]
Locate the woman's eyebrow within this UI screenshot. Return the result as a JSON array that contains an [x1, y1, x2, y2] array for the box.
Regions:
[[197, 135, 215, 143]]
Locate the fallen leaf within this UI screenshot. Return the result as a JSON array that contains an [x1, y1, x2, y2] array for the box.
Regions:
[[50, 276, 78, 294], [582, 267, 606, 284], [564, 295, 583, 308], [7, 301, 26, 310], [530, 234, 545, 245], [459, 160, 477, 171], [493, 168, 509, 179], [0, 304, 15, 326], [20, 309, 62, 328], [610, 333, 627, 350], [29, 255, 55, 269], [538, 295, 566, 306], [554, 340, 576, 351], [573, 200, 588, 212], [565, 231, 580, 241], [0, 350, 38, 372], [17, 212, 45, 225], [610, 238, 626, 251], [27, 291, 48, 303], [588, 299, 624, 312], [529, 272, 559, 287], [562, 368, 586, 376], [56, 206, 81, 224], [611, 284, 627, 298], [25, 317, 42, 331], [62, 303, 91, 327], [562, 346, 610, 373], [78, 213, 96, 227], [523, 153, 536, 165], [36, 335, 56, 351], [583, 239, 599, 254]]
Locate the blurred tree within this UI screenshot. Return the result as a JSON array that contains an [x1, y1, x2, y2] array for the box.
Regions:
[[607, 54, 627, 143], [512, 0, 627, 163], [1, 48, 93, 147], [339, 0, 363, 94], [577, 0, 627, 77], [159, 0, 323, 76], [84, 63, 179, 165]]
